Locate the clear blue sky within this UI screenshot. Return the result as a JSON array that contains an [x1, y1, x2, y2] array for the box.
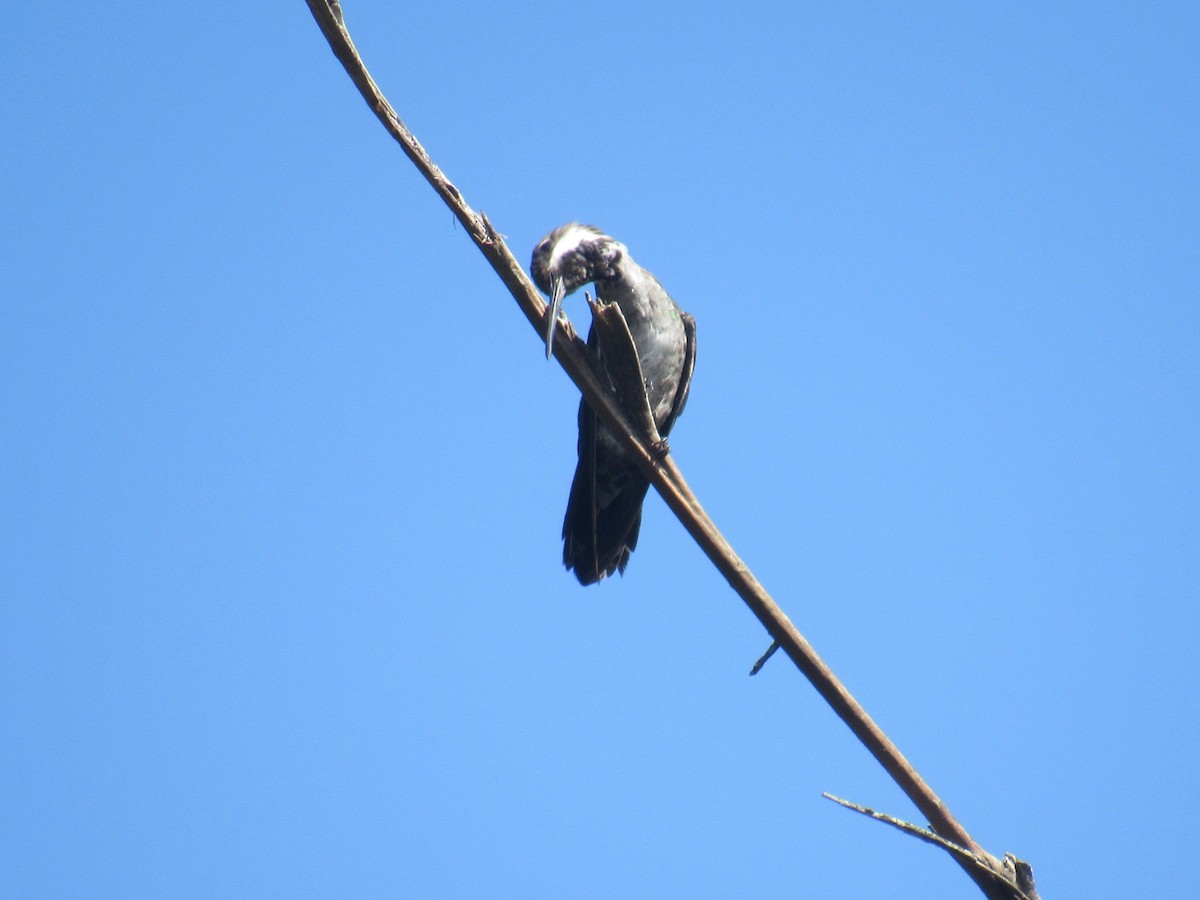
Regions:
[[3, 3, 1197, 897]]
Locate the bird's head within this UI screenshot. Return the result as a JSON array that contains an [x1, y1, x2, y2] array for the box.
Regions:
[[530, 223, 624, 358]]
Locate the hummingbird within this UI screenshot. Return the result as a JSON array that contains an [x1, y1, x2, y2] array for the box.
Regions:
[[531, 223, 697, 585]]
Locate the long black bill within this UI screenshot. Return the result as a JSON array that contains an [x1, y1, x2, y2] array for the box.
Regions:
[[543, 276, 566, 359]]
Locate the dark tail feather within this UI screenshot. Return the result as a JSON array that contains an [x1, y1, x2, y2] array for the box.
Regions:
[[562, 464, 650, 585]]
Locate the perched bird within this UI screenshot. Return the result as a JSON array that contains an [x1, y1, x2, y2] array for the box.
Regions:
[[531, 223, 697, 584]]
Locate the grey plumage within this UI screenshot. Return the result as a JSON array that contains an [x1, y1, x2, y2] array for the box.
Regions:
[[531, 224, 697, 584]]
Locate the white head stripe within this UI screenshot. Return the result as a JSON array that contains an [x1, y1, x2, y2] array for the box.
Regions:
[[548, 224, 599, 270]]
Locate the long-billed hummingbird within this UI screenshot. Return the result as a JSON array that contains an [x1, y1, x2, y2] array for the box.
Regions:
[[531, 223, 697, 585]]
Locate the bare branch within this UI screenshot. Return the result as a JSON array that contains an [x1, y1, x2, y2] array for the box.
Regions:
[[303, 3, 1037, 897], [823, 794, 1040, 900]]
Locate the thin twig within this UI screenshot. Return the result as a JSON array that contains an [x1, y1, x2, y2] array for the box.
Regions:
[[303, 4, 1033, 897], [749, 640, 780, 676], [823, 794, 1039, 900]]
